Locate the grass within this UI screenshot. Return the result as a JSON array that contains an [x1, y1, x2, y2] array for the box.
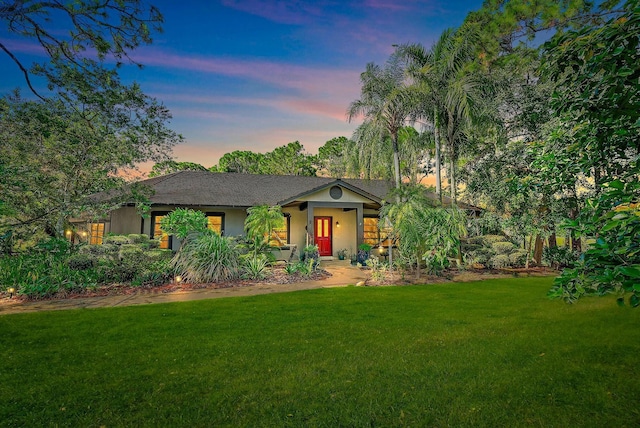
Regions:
[[1, 277, 639, 427]]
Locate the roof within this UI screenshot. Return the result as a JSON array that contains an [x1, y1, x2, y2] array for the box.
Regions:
[[127, 171, 481, 212]]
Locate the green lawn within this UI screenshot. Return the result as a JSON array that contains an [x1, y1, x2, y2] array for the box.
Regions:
[[1, 277, 639, 427]]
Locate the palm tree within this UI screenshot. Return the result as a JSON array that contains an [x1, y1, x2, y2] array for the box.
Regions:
[[401, 27, 482, 203], [347, 57, 415, 190]]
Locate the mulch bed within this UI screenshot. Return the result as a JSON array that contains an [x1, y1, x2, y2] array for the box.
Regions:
[[5, 266, 332, 302]]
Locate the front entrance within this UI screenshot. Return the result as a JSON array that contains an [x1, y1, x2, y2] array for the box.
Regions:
[[314, 216, 332, 256]]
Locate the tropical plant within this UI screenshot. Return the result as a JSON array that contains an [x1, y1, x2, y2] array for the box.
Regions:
[[347, 54, 416, 189], [401, 26, 484, 202], [160, 208, 208, 240], [381, 185, 467, 278], [300, 245, 320, 270], [244, 205, 285, 246], [243, 254, 270, 280], [171, 230, 242, 283]]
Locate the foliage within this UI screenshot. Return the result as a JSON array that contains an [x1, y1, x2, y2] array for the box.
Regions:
[[381, 185, 467, 277], [543, 1, 640, 305], [366, 257, 389, 281], [509, 250, 529, 267], [66, 253, 97, 271], [542, 246, 579, 270], [300, 245, 320, 270], [347, 54, 417, 188], [315, 137, 355, 178], [149, 161, 208, 177], [549, 181, 640, 305], [492, 241, 516, 255], [171, 230, 242, 283], [337, 248, 348, 259], [213, 142, 316, 176], [242, 254, 270, 280], [244, 205, 285, 247], [489, 254, 511, 269], [160, 208, 208, 240], [0, 0, 163, 100]]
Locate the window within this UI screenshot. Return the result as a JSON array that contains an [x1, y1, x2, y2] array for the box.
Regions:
[[206, 213, 224, 235], [89, 222, 105, 245], [151, 213, 170, 249], [363, 216, 391, 246], [269, 214, 290, 247]]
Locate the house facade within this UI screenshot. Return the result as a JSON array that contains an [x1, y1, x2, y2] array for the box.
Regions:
[[77, 171, 475, 259]]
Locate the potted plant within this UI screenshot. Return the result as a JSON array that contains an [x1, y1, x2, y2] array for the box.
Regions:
[[337, 248, 348, 260], [357, 243, 372, 265]]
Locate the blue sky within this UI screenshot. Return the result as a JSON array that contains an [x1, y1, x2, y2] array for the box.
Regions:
[[1, 0, 484, 171]]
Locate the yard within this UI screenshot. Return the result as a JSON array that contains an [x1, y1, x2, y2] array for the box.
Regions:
[[1, 277, 639, 426]]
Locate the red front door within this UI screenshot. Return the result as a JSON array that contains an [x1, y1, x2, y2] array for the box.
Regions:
[[314, 216, 332, 256]]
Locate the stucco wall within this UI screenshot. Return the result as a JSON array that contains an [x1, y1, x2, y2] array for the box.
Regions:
[[110, 206, 142, 235], [297, 186, 373, 204]]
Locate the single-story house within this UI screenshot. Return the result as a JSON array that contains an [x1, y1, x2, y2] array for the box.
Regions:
[[75, 171, 478, 259]]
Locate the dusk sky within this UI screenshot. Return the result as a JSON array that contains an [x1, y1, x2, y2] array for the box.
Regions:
[[1, 0, 485, 172]]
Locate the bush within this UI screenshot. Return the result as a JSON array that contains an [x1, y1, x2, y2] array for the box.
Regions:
[[489, 254, 511, 269], [492, 241, 516, 255], [543, 246, 579, 269], [509, 250, 529, 267], [468, 247, 496, 266], [67, 253, 97, 270], [301, 245, 320, 269], [160, 208, 208, 239], [127, 234, 150, 245], [103, 235, 130, 246], [482, 235, 507, 245], [243, 254, 270, 280], [172, 231, 242, 283]]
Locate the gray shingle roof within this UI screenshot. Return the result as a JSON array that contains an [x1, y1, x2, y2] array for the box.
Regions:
[[139, 171, 395, 207], [133, 171, 480, 212]]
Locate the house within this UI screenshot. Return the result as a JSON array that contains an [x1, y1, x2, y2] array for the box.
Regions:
[[77, 171, 478, 259]]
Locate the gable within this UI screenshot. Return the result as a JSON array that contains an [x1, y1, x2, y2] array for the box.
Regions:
[[295, 185, 378, 204]]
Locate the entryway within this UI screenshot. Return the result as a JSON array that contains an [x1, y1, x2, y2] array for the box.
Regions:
[[314, 216, 332, 256]]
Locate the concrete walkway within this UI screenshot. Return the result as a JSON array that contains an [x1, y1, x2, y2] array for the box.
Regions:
[[0, 260, 368, 315]]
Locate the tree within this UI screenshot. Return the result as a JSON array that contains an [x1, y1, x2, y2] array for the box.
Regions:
[[316, 136, 355, 178], [214, 150, 264, 174], [401, 26, 484, 203], [380, 185, 466, 278], [544, 0, 640, 305], [149, 161, 208, 177], [0, 89, 180, 238], [347, 55, 415, 190], [1, 0, 163, 101], [260, 141, 316, 176]]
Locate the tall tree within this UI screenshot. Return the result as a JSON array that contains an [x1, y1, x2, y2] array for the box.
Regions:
[[347, 54, 415, 189], [316, 136, 355, 178], [402, 27, 484, 203], [149, 161, 208, 177]]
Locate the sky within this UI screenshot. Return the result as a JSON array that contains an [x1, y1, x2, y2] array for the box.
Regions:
[[0, 0, 485, 172]]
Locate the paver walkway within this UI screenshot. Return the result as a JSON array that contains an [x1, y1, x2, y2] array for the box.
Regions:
[[0, 260, 368, 315]]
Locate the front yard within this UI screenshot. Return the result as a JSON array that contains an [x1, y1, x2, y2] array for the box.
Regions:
[[1, 277, 639, 426]]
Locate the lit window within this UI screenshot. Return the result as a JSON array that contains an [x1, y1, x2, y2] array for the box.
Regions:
[[151, 214, 170, 249], [206, 214, 224, 235], [363, 217, 391, 246], [269, 215, 290, 247], [89, 222, 105, 245]]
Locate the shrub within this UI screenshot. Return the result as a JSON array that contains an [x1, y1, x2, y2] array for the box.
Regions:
[[468, 247, 495, 266], [489, 254, 511, 269], [127, 234, 150, 245], [482, 235, 508, 245], [301, 245, 320, 269], [492, 241, 516, 255], [79, 243, 119, 257], [103, 235, 130, 246], [160, 208, 208, 239], [366, 257, 388, 281], [509, 250, 529, 267], [543, 246, 579, 269], [243, 254, 270, 280], [67, 253, 97, 270], [172, 231, 242, 283]]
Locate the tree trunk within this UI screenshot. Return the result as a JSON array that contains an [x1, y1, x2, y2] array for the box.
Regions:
[[548, 233, 557, 248], [434, 108, 442, 202], [533, 235, 544, 265], [391, 132, 401, 190]]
